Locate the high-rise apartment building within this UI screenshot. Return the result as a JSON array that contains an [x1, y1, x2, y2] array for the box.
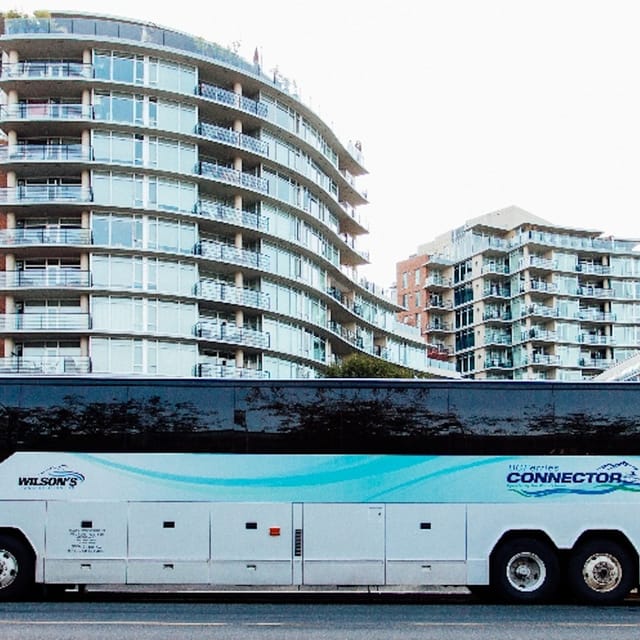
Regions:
[[0, 11, 444, 378], [398, 206, 640, 380]]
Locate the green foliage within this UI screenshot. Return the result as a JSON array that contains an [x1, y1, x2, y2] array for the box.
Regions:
[[324, 353, 428, 379]]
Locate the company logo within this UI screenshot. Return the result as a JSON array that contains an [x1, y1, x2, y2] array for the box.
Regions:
[[18, 465, 85, 489], [506, 461, 640, 498]]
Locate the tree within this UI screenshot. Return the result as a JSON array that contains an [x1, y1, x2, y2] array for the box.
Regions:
[[324, 353, 429, 378]]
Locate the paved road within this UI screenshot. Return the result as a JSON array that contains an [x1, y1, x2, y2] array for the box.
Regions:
[[0, 594, 639, 640]]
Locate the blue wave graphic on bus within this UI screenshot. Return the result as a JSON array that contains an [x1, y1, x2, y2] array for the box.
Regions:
[[75, 453, 507, 502], [507, 461, 640, 498], [45, 465, 86, 483]]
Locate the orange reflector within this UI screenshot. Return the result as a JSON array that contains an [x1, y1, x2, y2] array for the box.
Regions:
[[269, 526, 281, 536]]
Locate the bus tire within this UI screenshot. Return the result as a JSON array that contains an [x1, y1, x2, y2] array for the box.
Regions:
[[567, 538, 636, 605], [0, 533, 34, 601], [491, 536, 559, 603]]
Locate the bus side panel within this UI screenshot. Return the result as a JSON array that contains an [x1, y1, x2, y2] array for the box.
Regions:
[[127, 502, 210, 584], [385, 504, 467, 585], [302, 503, 385, 585], [0, 501, 46, 583], [210, 503, 293, 585], [44, 501, 127, 584]]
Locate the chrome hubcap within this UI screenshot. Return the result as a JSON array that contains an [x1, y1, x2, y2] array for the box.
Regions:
[[582, 553, 622, 593], [0, 550, 18, 590], [506, 551, 546, 592]]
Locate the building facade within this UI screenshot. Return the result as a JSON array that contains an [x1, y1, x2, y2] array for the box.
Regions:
[[0, 11, 444, 379], [398, 206, 640, 380]]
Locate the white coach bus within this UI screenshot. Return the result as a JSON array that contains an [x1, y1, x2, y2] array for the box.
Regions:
[[0, 377, 639, 604]]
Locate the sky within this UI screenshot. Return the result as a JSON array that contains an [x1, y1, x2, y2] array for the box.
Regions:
[[8, 0, 640, 286]]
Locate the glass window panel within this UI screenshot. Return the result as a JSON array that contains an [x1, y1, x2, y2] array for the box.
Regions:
[[113, 55, 134, 83], [111, 95, 134, 123]]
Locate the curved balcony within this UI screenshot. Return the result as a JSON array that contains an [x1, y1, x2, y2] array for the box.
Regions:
[[0, 61, 92, 79], [0, 185, 92, 205], [196, 239, 269, 270], [195, 199, 269, 232], [0, 355, 90, 374], [0, 102, 92, 122], [0, 312, 91, 331], [0, 269, 91, 290], [0, 228, 91, 247], [195, 320, 270, 349], [197, 121, 268, 156], [194, 279, 270, 310], [198, 81, 268, 118], [0, 144, 92, 163], [195, 363, 268, 378], [197, 160, 269, 194]]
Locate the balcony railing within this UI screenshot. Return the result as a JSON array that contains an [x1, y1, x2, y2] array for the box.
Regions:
[[196, 240, 269, 270], [577, 286, 613, 299], [578, 334, 616, 346], [575, 310, 617, 322], [195, 363, 269, 378], [195, 321, 270, 349], [0, 270, 91, 289], [198, 82, 269, 118], [195, 199, 270, 232], [197, 122, 268, 156], [0, 312, 91, 331], [0, 61, 93, 79], [0, 103, 92, 121], [0, 228, 91, 246], [0, 144, 92, 162], [195, 279, 270, 310], [0, 185, 92, 204], [0, 355, 90, 374], [198, 161, 269, 194]]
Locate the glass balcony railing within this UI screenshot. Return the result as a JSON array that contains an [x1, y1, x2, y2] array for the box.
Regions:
[[0, 185, 92, 204], [194, 279, 270, 310], [0, 355, 90, 374], [0, 312, 91, 331], [0, 269, 91, 289], [195, 363, 268, 378], [0, 228, 91, 246], [197, 122, 268, 156], [196, 240, 269, 270], [0, 144, 91, 162], [197, 160, 269, 194], [198, 81, 268, 118], [195, 199, 270, 232], [0, 61, 92, 79], [194, 321, 270, 349], [0, 103, 92, 120]]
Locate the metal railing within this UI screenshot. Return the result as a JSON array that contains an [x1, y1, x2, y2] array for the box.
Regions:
[[195, 321, 270, 348], [0, 228, 91, 246], [0, 355, 90, 374], [0, 313, 91, 331], [0, 270, 91, 289]]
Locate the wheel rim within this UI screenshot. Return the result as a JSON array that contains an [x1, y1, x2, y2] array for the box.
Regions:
[[582, 553, 623, 593], [506, 551, 547, 592], [0, 549, 19, 590]]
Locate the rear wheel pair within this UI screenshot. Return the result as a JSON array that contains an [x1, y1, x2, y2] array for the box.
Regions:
[[491, 536, 636, 604]]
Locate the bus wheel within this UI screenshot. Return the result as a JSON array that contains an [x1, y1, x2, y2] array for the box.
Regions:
[[0, 534, 34, 601], [491, 537, 559, 603], [567, 538, 636, 605]]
